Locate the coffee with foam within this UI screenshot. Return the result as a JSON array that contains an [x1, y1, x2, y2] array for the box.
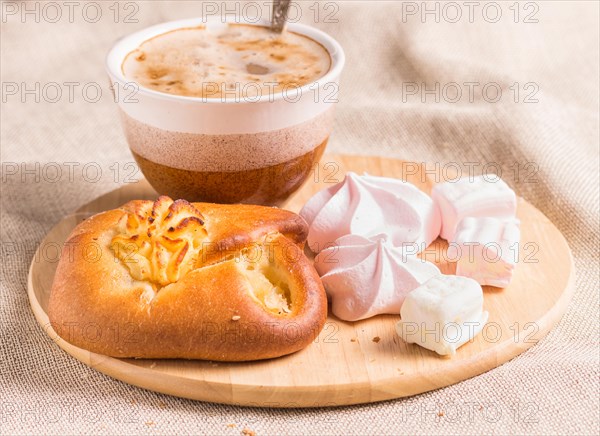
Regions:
[[122, 23, 331, 99]]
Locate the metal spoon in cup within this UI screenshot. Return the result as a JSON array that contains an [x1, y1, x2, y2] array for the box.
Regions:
[[271, 0, 291, 33]]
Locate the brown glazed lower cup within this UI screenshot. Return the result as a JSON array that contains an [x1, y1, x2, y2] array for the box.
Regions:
[[106, 18, 345, 206], [120, 107, 333, 206]]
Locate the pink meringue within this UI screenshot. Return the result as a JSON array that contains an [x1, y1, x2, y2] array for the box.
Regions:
[[300, 172, 441, 253], [431, 175, 517, 241], [448, 216, 521, 287], [314, 234, 440, 321]]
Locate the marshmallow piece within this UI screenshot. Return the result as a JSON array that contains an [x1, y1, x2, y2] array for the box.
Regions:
[[432, 175, 516, 241], [314, 234, 440, 321], [300, 172, 441, 253], [448, 217, 520, 288], [396, 275, 488, 356]]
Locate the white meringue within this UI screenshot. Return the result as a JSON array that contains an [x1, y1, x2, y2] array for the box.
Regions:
[[300, 172, 441, 253], [431, 175, 517, 241], [314, 234, 440, 321], [396, 274, 488, 356]]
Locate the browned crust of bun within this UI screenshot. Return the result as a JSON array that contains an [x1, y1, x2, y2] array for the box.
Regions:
[[47, 200, 326, 361], [121, 200, 308, 244], [193, 202, 308, 265], [193, 202, 309, 245]]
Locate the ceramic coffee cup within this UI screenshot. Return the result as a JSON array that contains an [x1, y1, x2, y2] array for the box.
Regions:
[[106, 18, 345, 206]]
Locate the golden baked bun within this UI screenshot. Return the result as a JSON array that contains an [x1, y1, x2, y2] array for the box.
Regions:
[[47, 196, 327, 361]]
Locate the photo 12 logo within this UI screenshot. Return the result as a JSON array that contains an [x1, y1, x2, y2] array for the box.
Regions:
[[1, 161, 141, 184], [398, 400, 540, 424], [199, 1, 339, 24], [0, 400, 140, 425], [402, 81, 540, 104], [1, 1, 139, 24], [401, 1, 540, 24], [1, 81, 139, 104], [195, 79, 339, 104]]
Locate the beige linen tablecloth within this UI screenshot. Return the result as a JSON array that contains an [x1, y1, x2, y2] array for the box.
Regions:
[[1, 1, 598, 434]]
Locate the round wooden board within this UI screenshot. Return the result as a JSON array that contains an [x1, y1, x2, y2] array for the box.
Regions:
[[28, 154, 575, 408]]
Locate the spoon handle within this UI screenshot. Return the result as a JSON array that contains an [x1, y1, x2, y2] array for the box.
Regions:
[[271, 0, 291, 33]]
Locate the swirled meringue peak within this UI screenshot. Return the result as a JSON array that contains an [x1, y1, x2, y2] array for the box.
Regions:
[[314, 234, 441, 321], [300, 172, 441, 253]]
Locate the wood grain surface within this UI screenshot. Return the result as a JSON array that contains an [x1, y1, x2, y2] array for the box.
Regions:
[[27, 154, 575, 407]]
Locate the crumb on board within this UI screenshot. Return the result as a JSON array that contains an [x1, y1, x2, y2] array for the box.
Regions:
[[145, 421, 155, 426], [372, 336, 381, 343], [241, 429, 256, 436], [350, 338, 358, 343], [227, 423, 236, 428]]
